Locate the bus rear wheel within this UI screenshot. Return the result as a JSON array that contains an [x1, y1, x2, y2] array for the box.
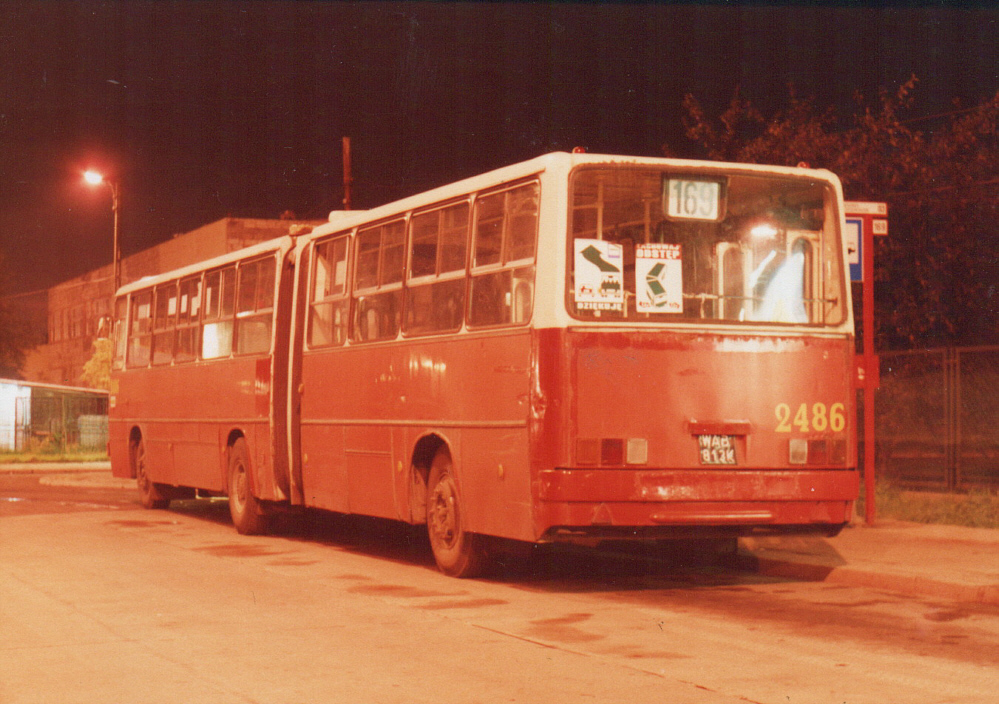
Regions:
[[426, 449, 486, 578], [132, 436, 169, 510], [227, 438, 269, 535]]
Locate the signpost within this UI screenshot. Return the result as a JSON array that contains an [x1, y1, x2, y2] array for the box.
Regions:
[[845, 201, 888, 524]]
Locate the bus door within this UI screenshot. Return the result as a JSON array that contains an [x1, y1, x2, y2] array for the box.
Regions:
[[297, 235, 352, 513]]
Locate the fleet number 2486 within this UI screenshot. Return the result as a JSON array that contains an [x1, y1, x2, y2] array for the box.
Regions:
[[775, 402, 846, 433]]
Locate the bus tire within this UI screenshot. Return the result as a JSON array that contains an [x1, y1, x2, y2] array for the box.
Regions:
[[227, 438, 269, 535], [132, 436, 169, 510], [426, 448, 486, 578]]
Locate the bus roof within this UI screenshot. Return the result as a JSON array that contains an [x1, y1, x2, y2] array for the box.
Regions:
[[113, 152, 842, 298], [114, 235, 295, 297], [308, 151, 840, 239]]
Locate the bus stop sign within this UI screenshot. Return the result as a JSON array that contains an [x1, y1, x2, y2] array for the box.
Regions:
[[844, 201, 888, 282]]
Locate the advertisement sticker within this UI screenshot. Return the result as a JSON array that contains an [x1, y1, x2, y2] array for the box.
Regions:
[[574, 239, 624, 311], [636, 244, 683, 313]]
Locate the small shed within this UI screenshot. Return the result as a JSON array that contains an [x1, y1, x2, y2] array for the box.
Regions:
[[0, 379, 109, 452]]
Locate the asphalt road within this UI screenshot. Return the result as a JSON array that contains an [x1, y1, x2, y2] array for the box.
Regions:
[[2, 469, 997, 704]]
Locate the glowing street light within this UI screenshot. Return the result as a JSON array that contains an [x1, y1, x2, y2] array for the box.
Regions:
[[83, 170, 121, 291]]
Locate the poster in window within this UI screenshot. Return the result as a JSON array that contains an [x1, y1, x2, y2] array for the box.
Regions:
[[635, 244, 683, 313], [573, 239, 624, 311]]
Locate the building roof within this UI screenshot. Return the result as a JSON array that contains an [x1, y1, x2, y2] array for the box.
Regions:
[[0, 378, 109, 397]]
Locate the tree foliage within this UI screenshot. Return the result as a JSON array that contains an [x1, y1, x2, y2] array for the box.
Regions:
[[681, 77, 998, 350], [0, 250, 32, 379], [0, 303, 28, 379], [80, 337, 113, 391]]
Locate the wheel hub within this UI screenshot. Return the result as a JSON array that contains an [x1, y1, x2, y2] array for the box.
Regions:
[[429, 481, 458, 548]]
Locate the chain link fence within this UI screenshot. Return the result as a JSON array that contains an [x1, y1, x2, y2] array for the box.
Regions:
[[877, 346, 999, 491], [13, 392, 109, 453]]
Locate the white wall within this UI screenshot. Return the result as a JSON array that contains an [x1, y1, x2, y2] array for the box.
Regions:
[[0, 381, 31, 452]]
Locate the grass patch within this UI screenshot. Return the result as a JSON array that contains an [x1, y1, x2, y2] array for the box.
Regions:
[[0, 451, 109, 464], [858, 481, 999, 529]]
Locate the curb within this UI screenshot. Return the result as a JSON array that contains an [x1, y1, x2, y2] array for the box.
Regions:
[[747, 554, 999, 606]]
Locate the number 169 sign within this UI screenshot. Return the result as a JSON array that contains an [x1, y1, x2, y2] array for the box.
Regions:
[[664, 178, 722, 221]]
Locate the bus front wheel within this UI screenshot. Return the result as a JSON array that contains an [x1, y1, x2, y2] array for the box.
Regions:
[[426, 449, 486, 578], [132, 436, 169, 510], [227, 438, 269, 535]]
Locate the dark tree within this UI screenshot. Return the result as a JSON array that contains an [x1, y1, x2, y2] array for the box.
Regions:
[[0, 249, 33, 378], [681, 78, 998, 350]]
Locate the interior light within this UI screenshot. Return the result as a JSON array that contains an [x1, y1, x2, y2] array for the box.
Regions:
[[751, 224, 779, 239]]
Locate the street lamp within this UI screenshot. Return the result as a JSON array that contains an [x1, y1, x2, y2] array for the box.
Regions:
[[83, 170, 121, 291]]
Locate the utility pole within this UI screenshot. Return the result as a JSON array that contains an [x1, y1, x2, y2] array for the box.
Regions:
[[83, 171, 121, 291], [342, 137, 353, 211]]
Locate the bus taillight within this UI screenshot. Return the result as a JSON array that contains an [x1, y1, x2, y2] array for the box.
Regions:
[[789, 438, 848, 465], [577, 438, 649, 466]]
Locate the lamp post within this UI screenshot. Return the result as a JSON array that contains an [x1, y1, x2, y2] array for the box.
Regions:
[[83, 170, 121, 291]]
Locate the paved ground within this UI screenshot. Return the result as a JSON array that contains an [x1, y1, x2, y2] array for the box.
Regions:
[[3, 464, 998, 704]]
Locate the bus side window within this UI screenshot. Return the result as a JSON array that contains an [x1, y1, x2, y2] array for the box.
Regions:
[[309, 236, 350, 347], [351, 220, 404, 343], [468, 266, 535, 327], [235, 257, 276, 356], [512, 275, 533, 323], [127, 291, 153, 368], [468, 182, 538, 327], [175, 276, 202, 363], [111, 297, 127, 370], [151, 282, 178, 365], [717, 243, 746, 321], [473, 194, 504, 267], [202, 267, 235, 359], [405, 201, 468, 336]]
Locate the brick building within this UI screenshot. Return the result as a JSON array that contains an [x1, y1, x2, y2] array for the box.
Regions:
[[17, 217, 320, 386]]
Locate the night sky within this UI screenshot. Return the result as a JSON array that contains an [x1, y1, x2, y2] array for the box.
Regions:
[[1, 2, 996, 296]]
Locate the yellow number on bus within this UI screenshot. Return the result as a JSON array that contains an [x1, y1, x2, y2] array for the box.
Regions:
[[774, 401, 847, 433], [830, 402, 846, 432], [812, 402, 828, 431], [793, 403, 810, 432], [775, 403, 792, 432]]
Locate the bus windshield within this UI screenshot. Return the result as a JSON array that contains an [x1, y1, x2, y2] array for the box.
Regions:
[[569, 166, 845, 325]]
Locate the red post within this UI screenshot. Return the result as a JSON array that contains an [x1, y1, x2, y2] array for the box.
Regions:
[[862, 217, 878, 524], [846, 201, 888, 525]]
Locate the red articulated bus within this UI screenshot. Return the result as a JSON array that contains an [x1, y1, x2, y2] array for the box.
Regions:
[[109, 152, 860, 577]]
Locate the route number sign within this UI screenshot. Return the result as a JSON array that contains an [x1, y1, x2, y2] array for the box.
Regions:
[[664, 179, 721, 221]]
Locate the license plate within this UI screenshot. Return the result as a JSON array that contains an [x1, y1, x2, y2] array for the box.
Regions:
[[697, 435, 737, 465]]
